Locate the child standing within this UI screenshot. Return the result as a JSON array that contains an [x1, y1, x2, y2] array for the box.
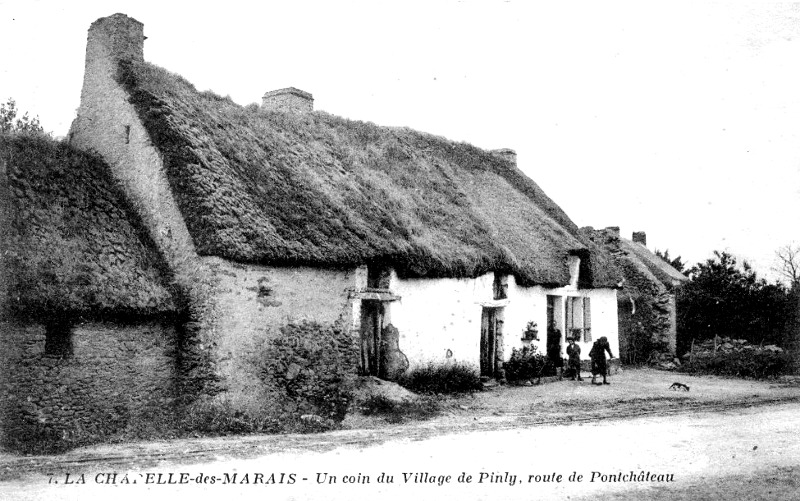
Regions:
[[565, 337, 582, 381]]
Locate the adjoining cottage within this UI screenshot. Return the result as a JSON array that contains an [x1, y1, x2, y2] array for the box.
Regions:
[[0, 134, 183, 452], [582, 227, 688, 364], [2, 13, 625, 450]]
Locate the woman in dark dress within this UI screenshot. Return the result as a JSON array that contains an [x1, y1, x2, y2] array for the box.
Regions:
[[589, 336, 614, 385]]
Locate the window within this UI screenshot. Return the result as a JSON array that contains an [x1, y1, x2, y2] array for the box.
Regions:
[[493, 273, 508, 300], [367, 266, 390, 289], [45, 321, 73, 358], [565, 296, 592, 343]]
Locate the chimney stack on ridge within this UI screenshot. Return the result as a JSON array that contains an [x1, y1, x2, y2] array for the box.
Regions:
[[85, 13, 145, 67], [490, 148, 517, 166], [262, 88, 314, 113]]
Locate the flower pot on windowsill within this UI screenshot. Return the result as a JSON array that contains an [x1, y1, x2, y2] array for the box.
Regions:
[[521, 330, 538, 342]]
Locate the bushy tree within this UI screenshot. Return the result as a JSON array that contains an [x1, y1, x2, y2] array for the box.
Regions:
[[0, 98, 44, 134], [655, 248, 686, 273], [677, 251, 791, 354]]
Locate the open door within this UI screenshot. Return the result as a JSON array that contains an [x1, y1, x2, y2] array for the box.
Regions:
[[546, 295, 564, 370]]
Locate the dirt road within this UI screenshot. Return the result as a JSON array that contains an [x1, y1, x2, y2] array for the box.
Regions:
[[3, 398, 800, 501]]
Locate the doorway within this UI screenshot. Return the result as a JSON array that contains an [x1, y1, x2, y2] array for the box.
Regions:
[[480, 307, 503, 378], [546, 295, 564, 371], [360, 300, 384, 376]]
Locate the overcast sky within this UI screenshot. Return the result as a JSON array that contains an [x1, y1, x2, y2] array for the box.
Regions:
[[2, 0, 798, 282]]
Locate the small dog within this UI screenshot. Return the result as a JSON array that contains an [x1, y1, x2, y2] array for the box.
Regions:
[[670, 382, 690, 391]]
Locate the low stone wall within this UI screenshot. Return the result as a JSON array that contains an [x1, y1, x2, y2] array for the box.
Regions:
[[0, 320, 178, 452]]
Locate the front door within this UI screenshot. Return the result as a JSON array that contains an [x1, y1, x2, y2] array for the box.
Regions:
[[547, 295, 563, 369], [480, 307, 498, 377], [360, 300, 384, 376]]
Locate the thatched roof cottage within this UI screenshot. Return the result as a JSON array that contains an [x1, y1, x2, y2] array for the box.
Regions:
[[2, 13, 625, 449], [582, 227, 688, 364], [0, 134, 183, 452]]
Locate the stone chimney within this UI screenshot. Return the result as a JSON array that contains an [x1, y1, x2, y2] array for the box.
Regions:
[[85, 14, 144, 69], [490, 148, 517, 166], [262, 88, 314, 113], [632, 231, 647, 246], [603, 226, 621, 239], [72, 14, 144, 142]]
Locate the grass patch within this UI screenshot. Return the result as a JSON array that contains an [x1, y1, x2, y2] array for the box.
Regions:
[[359, 395, 440, 424], [397, 361, 483, 395]]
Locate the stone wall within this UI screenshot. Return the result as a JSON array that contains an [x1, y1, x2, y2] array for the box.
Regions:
[[197, 257, 358, 410], [0, 320, 178, 452]]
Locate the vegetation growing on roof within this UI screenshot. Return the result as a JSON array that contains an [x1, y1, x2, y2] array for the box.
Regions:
[[116, 60, 619, 288], [582, 228, 676, 364], [0, 134, 179, 318]]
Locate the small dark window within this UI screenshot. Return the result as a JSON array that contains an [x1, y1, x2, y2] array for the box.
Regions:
[[367, 266, 390, 289], [493, 273, 508, 300], [124, 125, 131, 144], [45, 321, 73, 358]]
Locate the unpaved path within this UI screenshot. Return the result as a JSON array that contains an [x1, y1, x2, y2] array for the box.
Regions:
[[2, 369, 800, 500], [3, 401, 799, 500]]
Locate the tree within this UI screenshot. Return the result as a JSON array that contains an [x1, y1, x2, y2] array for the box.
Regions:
[[774, 243, 800, 289], [676, 251, 791, 354], [775, 243, 800, 354], [655, 248, 686, 273], [0, 98, 44, 134]]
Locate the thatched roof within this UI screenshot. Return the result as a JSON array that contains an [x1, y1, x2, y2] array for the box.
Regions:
[[621, 239, 688, 288], [0, 134, 179, 319], [581, 227, 686, 293], [116, 60, 621, 288]]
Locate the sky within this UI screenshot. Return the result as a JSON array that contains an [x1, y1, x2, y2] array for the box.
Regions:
[[1, 0, 799, 282]]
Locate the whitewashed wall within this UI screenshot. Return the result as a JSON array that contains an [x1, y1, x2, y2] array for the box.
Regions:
[[390, 268, 619, 369], [389, 272, 495, 368], [505, 277, 619, 361]]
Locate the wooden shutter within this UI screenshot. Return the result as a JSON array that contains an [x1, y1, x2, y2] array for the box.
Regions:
[[583, 297, 592, 342]]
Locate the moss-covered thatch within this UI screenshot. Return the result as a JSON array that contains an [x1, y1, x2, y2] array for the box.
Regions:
[[581, 227, 685, 362], [117, 60, 620, 287], [621, 239, 688, 289], [0, 134, 179, 318]]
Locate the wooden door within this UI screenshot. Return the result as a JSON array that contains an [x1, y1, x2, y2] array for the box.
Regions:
[[360, 300, 384, 376], [480, 307, 497, 377]]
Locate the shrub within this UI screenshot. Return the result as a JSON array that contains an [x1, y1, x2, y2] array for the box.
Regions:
[[255, 321, 359, 424], [679, 350, 795, 379], [504, 345, 548, 382], [359, 395, 440, 424], [182, 395, 280, 435], [397, 361, 482, 394]]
